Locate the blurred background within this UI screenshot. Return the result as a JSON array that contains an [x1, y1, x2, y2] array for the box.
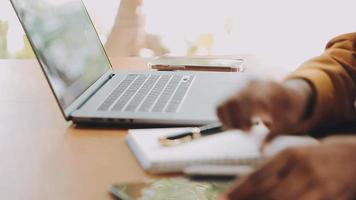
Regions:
[[0, 0, 355, 70]]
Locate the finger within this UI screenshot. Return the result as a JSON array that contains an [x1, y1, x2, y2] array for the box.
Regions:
[[227, 153, 293, 199], [334, 189, 354, 200], [322, 135, 356, 145], [267, 164, 316, 200], [227, 98, 252, 131], [217, 104, 229, 128], [297, 186, 354, 200], [295, 187, 322, 200], [218, 193, 230, 200], [217, 98, 252, 130], [260, 131, 278, 153], [221, 99, 239, 129], [217, 103, 236, 129]]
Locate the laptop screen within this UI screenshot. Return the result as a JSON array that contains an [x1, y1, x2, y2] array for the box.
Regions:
[[11, 0, 112, 109]]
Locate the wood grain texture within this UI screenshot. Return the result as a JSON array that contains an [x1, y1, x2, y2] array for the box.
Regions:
[[0, 58, 148, 200]]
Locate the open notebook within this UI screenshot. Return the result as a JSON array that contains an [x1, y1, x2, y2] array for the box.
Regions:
[[126, 125, 318, 174]]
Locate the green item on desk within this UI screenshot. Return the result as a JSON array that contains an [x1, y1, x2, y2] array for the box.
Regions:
[[110, 177, 232, 200]]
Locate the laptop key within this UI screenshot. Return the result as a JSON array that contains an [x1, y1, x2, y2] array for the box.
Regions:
[[111, 75, 148, 111], [137, 75, 171, 112], [99, 74, 193, 113], [165, 75, 194, 112], [124, 75, 159, 112], [151, 75, 182, 112], [98, 74, 137, 111]]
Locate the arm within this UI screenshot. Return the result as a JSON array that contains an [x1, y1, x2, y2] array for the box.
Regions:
[[220, 33, 356, 200], [286, 32, 356, 135], [217, 33, 356, 142]]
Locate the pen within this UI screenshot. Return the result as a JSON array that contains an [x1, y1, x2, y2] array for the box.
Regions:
[[159, 122, 223, 146]]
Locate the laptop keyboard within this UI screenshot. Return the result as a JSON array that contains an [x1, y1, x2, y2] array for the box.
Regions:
[[98, 74, 194, 113]]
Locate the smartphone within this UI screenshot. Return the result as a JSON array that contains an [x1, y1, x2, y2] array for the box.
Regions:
[[148, 57, 244, 72], [110, 177, 232, 200]]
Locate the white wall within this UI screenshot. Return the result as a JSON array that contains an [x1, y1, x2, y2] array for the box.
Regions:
[[2, 0, 355, 72], [142, 0, 355, 70]]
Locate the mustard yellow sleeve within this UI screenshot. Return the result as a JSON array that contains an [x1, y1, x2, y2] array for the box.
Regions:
[[286, 32, 356, 136]]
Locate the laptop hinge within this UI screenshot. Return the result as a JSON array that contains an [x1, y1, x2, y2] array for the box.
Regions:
[[64, 71, 115, 119], [76, 73, 115, 110]]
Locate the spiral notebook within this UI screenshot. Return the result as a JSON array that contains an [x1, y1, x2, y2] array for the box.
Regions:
[[126, 125, 318, 174]]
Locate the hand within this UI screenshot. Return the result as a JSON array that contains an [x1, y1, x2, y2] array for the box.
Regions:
[[223, 138, 356, 200], [217, 79, 313, 143]]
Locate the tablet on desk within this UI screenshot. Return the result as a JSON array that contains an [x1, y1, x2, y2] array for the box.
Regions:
[[110, 177, 232, 200], [149, 57, 245, 72]]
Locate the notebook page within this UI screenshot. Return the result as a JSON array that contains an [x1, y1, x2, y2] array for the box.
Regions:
[[126, 125, 318, 173], [126, 125, 269, 173]]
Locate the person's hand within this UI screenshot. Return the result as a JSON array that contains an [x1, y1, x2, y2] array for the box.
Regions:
[[217, 79, 313, 144], [223, 138, 356, 200]]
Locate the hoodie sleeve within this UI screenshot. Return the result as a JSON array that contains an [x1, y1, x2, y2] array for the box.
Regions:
[[286, 32, 356, 136]]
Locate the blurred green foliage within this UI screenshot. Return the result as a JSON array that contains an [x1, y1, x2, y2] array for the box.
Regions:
[[15, 35, 35, 59], [0, 20, 35, 59], [0, 20, 9, 58]]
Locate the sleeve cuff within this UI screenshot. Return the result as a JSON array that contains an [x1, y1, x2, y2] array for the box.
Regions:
[[286, 68, 336, 136]]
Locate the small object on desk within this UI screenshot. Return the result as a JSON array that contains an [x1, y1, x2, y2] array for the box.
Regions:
[[126, 125, 318, 174], [159, 122, 223, 146], [159, 121, 260, 147], [110, 177, 232, 200], [149, 56, 245, 72]]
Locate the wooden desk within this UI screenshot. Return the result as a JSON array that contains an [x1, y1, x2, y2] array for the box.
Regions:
[[0, 57, 287, 200]]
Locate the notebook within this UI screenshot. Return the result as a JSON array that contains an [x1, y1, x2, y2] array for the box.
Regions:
[[126, 125, 318, 174]]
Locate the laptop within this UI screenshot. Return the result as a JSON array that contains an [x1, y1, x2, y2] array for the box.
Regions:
[[10, 0, 247, 126]]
